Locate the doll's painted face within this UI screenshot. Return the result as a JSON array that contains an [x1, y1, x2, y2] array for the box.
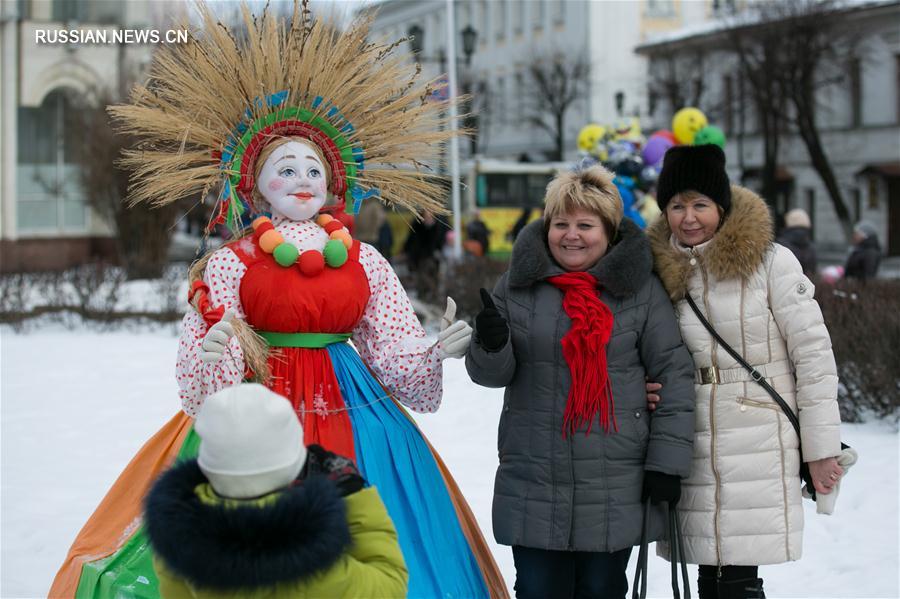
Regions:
[[257, 140, 329, 221]]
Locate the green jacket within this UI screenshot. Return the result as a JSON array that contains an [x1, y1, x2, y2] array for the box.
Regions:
[[145, 459, 407, 598]]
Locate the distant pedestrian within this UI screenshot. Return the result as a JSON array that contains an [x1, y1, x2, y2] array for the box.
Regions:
[[509, 208, 533, 242], [403, 212, 449, 303], [356, 199, 390, 257], [777, 208, 818, 278], [844, 221, 881, 281], [465, 210, 491, 257]]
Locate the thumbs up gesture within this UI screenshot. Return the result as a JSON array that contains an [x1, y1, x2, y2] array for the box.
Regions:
[[475, 288, 509, 352], [437, 297, 473, 360], [200, 309, 236, 364]]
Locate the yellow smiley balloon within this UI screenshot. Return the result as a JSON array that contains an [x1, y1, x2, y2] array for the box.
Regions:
[[672, 107, 708, 145], [577, 124, 606, 153]]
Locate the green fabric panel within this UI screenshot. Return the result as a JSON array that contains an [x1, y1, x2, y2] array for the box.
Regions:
[[74, 426, 200, 599], [257, 331, 351, 348], [75, 530, 158, 599], [176, 427, 201, 461]]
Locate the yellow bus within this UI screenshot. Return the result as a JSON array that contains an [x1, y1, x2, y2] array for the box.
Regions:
[[463, 158, 568, 255], [384, 159, 568, 257]]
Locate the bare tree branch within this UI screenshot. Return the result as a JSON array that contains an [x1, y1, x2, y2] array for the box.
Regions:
[[522, 52, 590, 161]]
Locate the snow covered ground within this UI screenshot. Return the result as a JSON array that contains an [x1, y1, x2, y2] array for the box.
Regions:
[[1, 324, 898, 598]]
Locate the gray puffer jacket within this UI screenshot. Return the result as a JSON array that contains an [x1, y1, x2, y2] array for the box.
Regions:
[[466, 218, 696, 553]]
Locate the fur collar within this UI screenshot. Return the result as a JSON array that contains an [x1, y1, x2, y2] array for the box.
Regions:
[[508, 216, 652, 298], [647, 185, 773, 301], [144, 459, 351, 591]]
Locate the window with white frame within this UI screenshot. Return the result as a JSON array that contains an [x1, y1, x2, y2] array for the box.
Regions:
[[479, 1, 489, 43], [496, 76, 507, 126], [495, 0, 506, 40], [552, 0, 565, 24], [532, 0, 545, 30], [16, 89, 89, 233], [458, 0, 472, 28], [515, 70, 525, 120], [513, 0, 524, 35], [645, 0, 675, 18]]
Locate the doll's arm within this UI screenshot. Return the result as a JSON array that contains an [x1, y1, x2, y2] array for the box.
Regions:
[[176, 248, 248, 416]]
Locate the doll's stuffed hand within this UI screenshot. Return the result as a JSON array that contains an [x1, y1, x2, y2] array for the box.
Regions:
[[437, 297, 473, 360], [200, 310, 236, 364]]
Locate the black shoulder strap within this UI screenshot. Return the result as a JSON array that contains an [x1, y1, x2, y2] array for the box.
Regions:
[[684, 293, 801, 438]]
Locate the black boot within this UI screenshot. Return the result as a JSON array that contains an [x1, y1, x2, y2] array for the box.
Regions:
[[718, 577, 765, 599], [697, 572, 718, 599]]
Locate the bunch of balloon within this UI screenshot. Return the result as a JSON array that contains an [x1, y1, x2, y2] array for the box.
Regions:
[[575, 120, 657, 228], [638, 107, 728, 224], [671, 106, 727, 149]]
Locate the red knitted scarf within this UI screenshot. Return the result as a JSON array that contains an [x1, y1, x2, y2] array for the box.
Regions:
[[547, 271, 617, 437]]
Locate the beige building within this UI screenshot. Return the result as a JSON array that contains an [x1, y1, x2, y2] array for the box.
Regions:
[[0, 0, 186, 272]]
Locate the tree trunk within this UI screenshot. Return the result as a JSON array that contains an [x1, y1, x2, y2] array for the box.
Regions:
[[758, 98, 780, 205], [792, 84, 853, 242], [555, 112, 565, 162]]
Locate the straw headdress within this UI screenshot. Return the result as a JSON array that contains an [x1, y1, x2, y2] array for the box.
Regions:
[[110, 0, 456, 232]]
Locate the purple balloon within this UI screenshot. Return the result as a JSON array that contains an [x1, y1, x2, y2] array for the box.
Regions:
[[642, 135, 674, 168]]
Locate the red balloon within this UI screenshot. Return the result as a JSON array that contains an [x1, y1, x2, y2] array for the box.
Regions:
[[650, 130, 678, 145]]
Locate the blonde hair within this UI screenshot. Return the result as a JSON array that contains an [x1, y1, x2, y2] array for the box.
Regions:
[[543, 165, 623, 240], [251, 136, 332, 213]]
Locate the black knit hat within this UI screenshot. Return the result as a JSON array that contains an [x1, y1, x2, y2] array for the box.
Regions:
[[656, 144, 731, 213]]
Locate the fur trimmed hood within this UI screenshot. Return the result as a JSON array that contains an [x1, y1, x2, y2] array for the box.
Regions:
[[509, 216, 652, 298], [144, 459, 351, 592], [648, 185, 773, 300]]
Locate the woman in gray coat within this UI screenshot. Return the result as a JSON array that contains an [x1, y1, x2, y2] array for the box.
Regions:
[[466, 165, 696, 599]]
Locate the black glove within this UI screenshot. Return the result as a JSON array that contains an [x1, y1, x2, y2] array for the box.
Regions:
[[301, 444, 366, 496], [642, 470, 681, 506], [475, 288, 509, 352]]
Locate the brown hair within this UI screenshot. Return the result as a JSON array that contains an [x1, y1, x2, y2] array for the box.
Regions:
[[250, 136, 332, 212], [543, 165, 623, 241]]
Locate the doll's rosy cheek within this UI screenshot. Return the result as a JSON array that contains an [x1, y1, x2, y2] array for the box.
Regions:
[[267, 179, 284, 192]]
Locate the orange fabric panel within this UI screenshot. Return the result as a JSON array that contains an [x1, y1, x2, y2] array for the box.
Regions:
[[48, 412, 193, 599]]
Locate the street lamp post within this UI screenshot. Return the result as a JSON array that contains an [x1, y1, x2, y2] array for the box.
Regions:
[[406, 15, 477, 259]]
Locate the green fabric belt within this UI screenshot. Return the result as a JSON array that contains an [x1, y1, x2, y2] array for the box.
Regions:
[[256, 331, 352, 348]]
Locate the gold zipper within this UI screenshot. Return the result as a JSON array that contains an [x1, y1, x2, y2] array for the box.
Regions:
[[737, 397, 778, 411], [696, 251, 723, 569], [737, 398, 792, 560]]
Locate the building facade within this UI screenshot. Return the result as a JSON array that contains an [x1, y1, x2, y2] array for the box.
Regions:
[[636, 1, 900, 254], [367, 0, 593, 162], [366, 0, 726, 163], [0, 0, 183, 272], [585, 0, 719, 131]]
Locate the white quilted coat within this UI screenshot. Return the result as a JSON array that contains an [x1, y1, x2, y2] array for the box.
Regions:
[[649, 186, 842, 566]]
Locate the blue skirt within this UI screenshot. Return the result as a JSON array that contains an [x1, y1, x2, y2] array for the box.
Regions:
[[329, 342, 490, 598]]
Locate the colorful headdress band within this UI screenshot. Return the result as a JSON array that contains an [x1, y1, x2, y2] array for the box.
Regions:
[[110, 0, 457, 235]]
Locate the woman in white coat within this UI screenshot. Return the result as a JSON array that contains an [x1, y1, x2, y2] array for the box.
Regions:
[[647, 145, 844, 599]]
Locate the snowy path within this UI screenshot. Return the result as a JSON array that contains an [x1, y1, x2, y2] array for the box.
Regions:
[[1, 326, 897, 598]]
